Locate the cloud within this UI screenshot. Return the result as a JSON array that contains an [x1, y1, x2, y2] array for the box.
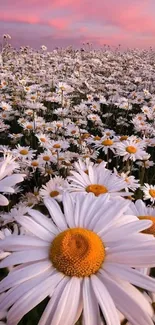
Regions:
[[0, 0, 155, 49]]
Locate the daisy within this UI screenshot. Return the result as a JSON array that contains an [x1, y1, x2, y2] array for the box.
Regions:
[[0, 155, 25, 206], [50, 140, 70, 151], [114, 169, 140, 192], [13, 145, 36, 160], [8, 133, 23, 140], [127, 199, 155, 236], [142, 184, 155, 203], [39, 176, 69, 201], [73, 158, 107, 174], [67, 160, 130, 197], [0, 194, 155, 325], [29, 159, 40, 170], [116, 138, 146, 161], [0, 102, 12, 112], [94, 137, 116, 154], [20, 121, 34, 131], [90, 102, 100, 112], [65, 124, 80, 137], [0, 205, 30, 225], [35, 133, 51, 148], [87, 113, 101, 123], [38, 151, 53, 165], [137, 160, 154, 169]]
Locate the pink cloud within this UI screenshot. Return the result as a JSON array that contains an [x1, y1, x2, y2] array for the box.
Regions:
[[0, 12, 41, 25], [49, 18, 72, 30], [0, 0, 155, 49]]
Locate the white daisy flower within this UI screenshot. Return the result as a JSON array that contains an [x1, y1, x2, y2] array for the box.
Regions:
[[38, 151, 53, 164], [39, 176, 68, 201], [50, 140, 70, 151], [114, 169, 139, 192], [35, 133, 51, 148], [94, 137, 116, 154], [67, 162, 129, 197], [0, 194, 155, 325], [116, 138, 147, 161], [13, 145, 36, 160], [142, 184, 155, 203], [0, 155, 25, 206], [0, 102, 12, 112], [127, 199, 155, 236]]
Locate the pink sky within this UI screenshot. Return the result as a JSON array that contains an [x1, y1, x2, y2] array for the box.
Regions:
[[0, 0, 155, 49]]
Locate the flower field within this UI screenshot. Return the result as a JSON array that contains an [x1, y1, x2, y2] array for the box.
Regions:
[[0, 43, 155, 325]]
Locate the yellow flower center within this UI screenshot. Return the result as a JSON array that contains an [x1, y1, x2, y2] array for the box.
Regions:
[[81, 133, 90, 139], [26, 124, 33, 129], [40, 138, 46, 142], [49, 228, 105, 277], [50, 190, 60, 198], [139, 216, 155, 235], [101, 139, 113, 146], [46, 169, 53, 175], [83, 155, 90, 158], [120, 135, 128, 141], [31, 161, 39, 167], [56, 123, 62, 128], [86, 184, 108, 196], [43, 155, 50, 161], [53, 144, 61, 149], [20, 149, 28, 155], [126, 146, 137, 154], [94, 136, 101, 140], [149, 189, 155, 198]]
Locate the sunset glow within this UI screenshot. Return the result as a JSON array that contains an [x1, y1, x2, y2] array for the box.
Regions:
[[1, 0, 155, 49]]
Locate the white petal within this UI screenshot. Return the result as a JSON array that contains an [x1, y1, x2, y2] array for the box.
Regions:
[[0, 235, 49, 251], [44, 198, 67, 231], [0, 194, 8, 206], [15, 215, 54, 242], [0, 174, 24, 187], [84, 194, 109, 229], [62, 192, 76, 228], [51, 277, 82, 325], [92, 199, 129, 234], [0, 248, 48, 268], [7, 272, 64, 325], [102, 262, 155, 292], [91, 275, 120, 325], [106, 241, 155, 267], [28, 209, 58, 235], [0, 268, 53, 311], [74, 193, 86, 227], [0, 260, 52, 293], [102, 220, 153, 242], [83, 277, 101, 325], [0, 185, 14, 193], [79, 193, 96, 227], [38, 277, 70, 325], [100, 271, 153, 325]]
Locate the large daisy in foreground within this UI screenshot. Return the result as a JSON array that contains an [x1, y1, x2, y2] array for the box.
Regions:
[[0, 194, 155, 324]]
